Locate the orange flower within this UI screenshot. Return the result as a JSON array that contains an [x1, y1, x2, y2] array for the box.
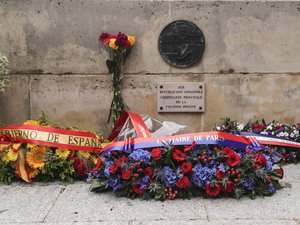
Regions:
[[26, 146, 47, 169]]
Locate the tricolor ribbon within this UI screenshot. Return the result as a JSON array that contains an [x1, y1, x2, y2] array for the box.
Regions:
[[102, 131, 300, 154], [0, 134, 31, 182]]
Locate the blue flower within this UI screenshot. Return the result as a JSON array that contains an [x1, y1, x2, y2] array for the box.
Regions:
[[139, 176, 150, 189], [105, 176, 123, 192], [162, 166, 177, 187], [217, 163, 226, 172], [104, 161, 114, 178], [268, 183, 276, 195], [129, 149, 151, 164], [244, 179, 255, 190], [191, 164, 215, 187]]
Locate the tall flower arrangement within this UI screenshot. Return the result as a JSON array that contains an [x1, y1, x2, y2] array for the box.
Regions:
[[99, 32, 136, 125]]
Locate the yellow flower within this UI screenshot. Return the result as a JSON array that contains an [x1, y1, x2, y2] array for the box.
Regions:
[[91, 156, 98, 164], [1, 153, 10, 163], [55, 148, 70, 159], [109, 38, 118, 50], [23, 120, 40, 126], [7, 149, 18, 161], [29, 168, 40, 179], [27, 144, 36, 149], [78, 150, 91, 159], [128, 35, 136, 46], [26, 146, 47, 169]]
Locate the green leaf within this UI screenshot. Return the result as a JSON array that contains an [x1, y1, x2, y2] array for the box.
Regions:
[[106, 60, 116, 74], [90, 179, 107, 192]]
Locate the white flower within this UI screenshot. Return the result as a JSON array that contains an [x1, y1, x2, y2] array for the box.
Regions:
[[267, 125, 273, 130], [216, 126, 221, 131], [277, 132, 284, 137], [261, 131, 268, 135], [237, 123, 245, 131]]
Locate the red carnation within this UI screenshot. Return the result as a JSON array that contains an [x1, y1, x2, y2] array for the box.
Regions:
[[184, 141, 196, 152], [172, 149, 186, 161], [144, 166, 154, 177], [109, 163, 120, 174], [121, 169, 131, 180], [151, 148, 162, 160], [181, 162, 193, 174], [132, 184, 145, 195], [73, 156, 88, 177], [252, 123, 266, 132], [176, 176, 190, 189], [254, 153, 267, 168], [227, 152, 241, 167], [223, 181, 235, 194], [215, 170, 225, 180], [117, 155, 128, 164], [206, 183, 222, 197], [222, 147, 234, 156], [274, 168, 284, 179]]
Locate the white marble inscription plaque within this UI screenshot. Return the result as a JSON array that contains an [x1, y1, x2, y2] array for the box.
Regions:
[[157, 82, 205, 112]]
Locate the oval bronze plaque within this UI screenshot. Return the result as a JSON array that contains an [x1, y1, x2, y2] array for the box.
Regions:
[[158, 20, 205, 68]]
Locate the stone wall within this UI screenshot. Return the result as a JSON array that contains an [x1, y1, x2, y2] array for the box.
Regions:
[[0, 0, 299, 135]]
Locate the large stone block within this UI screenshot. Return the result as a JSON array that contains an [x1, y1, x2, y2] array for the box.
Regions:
[[1, 1, 300, 74], [0, 75, 30, 125]]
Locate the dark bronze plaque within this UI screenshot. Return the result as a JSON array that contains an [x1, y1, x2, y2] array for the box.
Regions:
[[158, 20, 205, 68]]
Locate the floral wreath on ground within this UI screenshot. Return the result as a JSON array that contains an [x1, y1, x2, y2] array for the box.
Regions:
[[89, 142, 284, 200], [0, 113, 104, 184], [213, 118, 300, 162]]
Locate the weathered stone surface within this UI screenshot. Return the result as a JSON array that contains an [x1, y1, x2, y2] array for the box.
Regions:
[[0, 75, 30, 124], [0, 1, 300, 74], [132, 220, 297, 225], [204, 182, 300, 220], [1, 73, 299, 134], [0, 182, 64, 223], [44, 182, 206, 223]]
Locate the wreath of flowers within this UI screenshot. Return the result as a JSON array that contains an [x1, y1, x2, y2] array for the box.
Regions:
[[89, 143, 284, 200], [0, 113, 103, 184]]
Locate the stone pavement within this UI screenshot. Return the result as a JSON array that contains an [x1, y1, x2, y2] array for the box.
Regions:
[[0, 164, 299, 225]]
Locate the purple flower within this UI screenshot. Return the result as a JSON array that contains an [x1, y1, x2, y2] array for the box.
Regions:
[[191, 164, 215, 187], [244, 180, 255, 190], [268, 183, 276, 195], [99, 33, 110, 42], [115, 32, 129, 47], [162, 166, 177, 187], [105, 176, 123, 192], [139, 176, 150, 189], [129, 149, 151, 164]]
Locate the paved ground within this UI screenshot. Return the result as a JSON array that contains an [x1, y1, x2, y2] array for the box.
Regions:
[[0, 164, 300, 225]]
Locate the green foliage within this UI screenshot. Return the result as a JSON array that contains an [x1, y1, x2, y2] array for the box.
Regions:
[[0, 161, 16, 184], [39, 157, 76, 182], [0, 52, 9, 93], [37, 111, 49, 126]]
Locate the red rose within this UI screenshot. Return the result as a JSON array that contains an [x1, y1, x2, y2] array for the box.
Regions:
[[132, 184, 145, 195], [223, 181, 235, 194], [144, 166, 154, 177], [206, 183, 221, 197], [175, 176, 190, 189], [227, 152, 241, 167], [274, 168, 284, 179], [254, 153, 267, 168], [121, 169, 131, 180], [215, 170, 225, 180], [181, 162, 193, 174], [151, 148, 162, 160], [252, 124, 266, 132], [172, 149, 186, 161], [222, 147, 234, 156], [264, 177, 273, 183], [109, 163, 120, 174]]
